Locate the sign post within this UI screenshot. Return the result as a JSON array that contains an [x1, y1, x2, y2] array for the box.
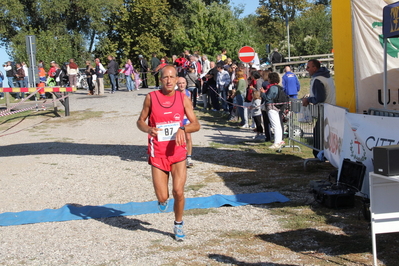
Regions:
[[25, 35, 38, 87]]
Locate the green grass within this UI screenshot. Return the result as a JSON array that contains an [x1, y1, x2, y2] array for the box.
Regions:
[[186, 183, 206, 191], [184, 208, 217, 216]]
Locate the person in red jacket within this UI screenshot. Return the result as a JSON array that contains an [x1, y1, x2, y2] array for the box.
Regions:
[[174, 53, 187, 77]]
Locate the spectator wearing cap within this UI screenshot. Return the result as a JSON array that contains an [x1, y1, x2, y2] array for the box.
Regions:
[[4, 61, 15, 88], [48, 61, 57, 80], [138, 55, 149, 88]]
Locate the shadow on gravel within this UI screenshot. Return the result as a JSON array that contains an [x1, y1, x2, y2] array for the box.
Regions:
[[0, 142, 148, 162], [208, 254, 296, 266], [68, 204, 173, 238], [256, 229, 372, 265]]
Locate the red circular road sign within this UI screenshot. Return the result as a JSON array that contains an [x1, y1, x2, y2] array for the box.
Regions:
[[238, 46, 255, 63]]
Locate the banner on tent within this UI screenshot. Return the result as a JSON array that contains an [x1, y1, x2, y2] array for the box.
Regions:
[[324, 103, 399, 195], [352, 0, 399, 113]]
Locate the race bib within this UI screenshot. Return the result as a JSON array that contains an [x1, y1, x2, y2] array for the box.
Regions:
[[156, 122, 180, 142]]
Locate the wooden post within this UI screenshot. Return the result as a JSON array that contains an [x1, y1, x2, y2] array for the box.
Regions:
[[5, 92, 10, 109]]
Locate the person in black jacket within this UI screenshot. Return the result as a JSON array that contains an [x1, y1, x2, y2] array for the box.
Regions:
[[107, 55, 119, 93], [205, 61, 219, 111], [85, 61, 95, 95], [138, 55, 149, 88]]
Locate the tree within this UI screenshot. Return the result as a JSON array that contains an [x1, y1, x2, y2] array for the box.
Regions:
[[0, 0, 121, 66], [94, 0, 172, 66], [167, 0, 229, 14], [257, 0, 310, 50], [169, 0, 264, 62], [291, 4, 332, 55]]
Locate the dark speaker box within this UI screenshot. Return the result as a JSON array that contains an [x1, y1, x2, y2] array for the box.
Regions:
[[373, 144, 399, 176], [311, 159, 365, 209], [315, 188, 355, 209]]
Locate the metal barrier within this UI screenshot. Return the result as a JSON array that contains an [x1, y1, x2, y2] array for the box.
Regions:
[[287, 98, 324, 168], [368, 108, 399, 117], [0, 87, 76, 116]]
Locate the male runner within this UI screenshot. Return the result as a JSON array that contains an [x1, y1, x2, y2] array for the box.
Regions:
[[136, 65, 200, 241]]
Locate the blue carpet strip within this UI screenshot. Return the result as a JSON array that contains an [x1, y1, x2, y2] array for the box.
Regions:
[[0, 192, 289, 226]]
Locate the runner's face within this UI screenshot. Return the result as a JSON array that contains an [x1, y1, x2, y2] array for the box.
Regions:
[[176, 78, 187, 92], [161, 67, 178, 92]]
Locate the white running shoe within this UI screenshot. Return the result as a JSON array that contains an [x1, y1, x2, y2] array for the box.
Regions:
[[174, 222, 185, 241], [269, 143, 282, 149]]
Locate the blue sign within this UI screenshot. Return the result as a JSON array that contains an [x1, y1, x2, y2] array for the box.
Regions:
[[383, 1, 399, 38]]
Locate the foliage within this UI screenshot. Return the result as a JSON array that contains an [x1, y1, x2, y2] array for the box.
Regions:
[[291, 4, 332, 55], [0, 0, 121, 67], [0, 0, 333, 69], [167, 0, 229, 14], [97, 0, 171, 65], [259, 0, 310, 21], [169, 0, 265, 62], [256, 0, 310, 51], [257, 0, 332, 57]]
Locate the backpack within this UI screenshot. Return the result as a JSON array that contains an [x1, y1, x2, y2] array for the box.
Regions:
[[245, 87, 254, 102], [273, 85, 290, 112]]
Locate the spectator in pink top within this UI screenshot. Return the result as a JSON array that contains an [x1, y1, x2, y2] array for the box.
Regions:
[[124, 59, 136, 91]]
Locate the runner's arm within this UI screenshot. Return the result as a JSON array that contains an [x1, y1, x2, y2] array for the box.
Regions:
[[137, 94, 162, 137]]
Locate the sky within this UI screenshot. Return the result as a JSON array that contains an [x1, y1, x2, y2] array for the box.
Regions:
[[0, 1, 259, 66], [230, 0, 259, 17]]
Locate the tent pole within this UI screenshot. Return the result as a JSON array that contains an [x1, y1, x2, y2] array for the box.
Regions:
[[383, 38, 388, 109]]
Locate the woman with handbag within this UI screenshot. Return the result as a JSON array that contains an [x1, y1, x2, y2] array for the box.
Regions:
[[124, 59, 135, 91]]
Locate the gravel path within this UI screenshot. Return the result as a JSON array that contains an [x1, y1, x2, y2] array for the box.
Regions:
[[0, 88, 360, 266]]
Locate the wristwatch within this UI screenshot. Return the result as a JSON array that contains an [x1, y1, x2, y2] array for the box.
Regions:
[[179, 126, 185, 131]]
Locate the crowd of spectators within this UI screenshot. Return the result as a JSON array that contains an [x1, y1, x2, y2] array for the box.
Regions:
[[147, 49, 300, 150], [0, 49, 302, 149]]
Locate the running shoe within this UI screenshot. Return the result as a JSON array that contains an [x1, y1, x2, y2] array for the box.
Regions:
[[187, 157, 194, 168], [253, 135, 263, 140], [269, 143, 282, 149], [174, 222, 185, 241], [158, 200, 168, 213]]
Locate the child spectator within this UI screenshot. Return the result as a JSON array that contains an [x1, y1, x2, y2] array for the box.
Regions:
[[251, 90, 263, 139], [242, 76, 254, 128]]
